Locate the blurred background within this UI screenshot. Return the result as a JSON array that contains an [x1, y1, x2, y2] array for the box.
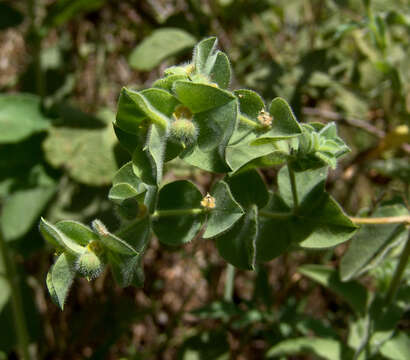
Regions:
[[0, 0, 409, 359]]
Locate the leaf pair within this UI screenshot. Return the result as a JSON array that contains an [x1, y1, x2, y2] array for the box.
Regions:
[[217, 167, 357, 270], [226, 90, 302, 173], [152, 180, 244, 246], [40, 218, 143, 309]]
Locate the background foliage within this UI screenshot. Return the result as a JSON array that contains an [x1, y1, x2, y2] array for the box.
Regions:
[[0, 0, 409, 359]]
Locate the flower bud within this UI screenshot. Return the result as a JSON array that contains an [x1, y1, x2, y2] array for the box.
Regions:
[[170, 119, 198, 146], [76, 243, 105, 280]]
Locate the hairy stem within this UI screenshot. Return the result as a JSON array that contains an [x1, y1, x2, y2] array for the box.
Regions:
[[0, 230, 31, 360], [350, 216, 410, 225], [224, 264, 235, 302], [288, 165, 299, 212], [239, 114, 262, 129], [151, 208, 204, 218], [385, 231, 410, 305]]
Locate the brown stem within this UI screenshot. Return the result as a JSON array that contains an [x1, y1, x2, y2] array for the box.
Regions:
[[350, 216, 410, 225]]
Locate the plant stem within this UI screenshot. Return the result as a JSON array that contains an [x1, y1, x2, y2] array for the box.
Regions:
[[224, 264, 235, 302], [287, 165, 299, 211], [151, 208, 204, 218], [0, 230, 31, 360], [385, 231, 410, 305], [350, 216, 410, 225], [239, 114, 262, 129], [258, 210, 293, 220]]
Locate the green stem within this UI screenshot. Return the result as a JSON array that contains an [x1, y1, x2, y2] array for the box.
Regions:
[[224, 264, 235, 302], [0, 230, 31, 360], [288, 165, 299, 212], [258, 210, 293, 220], [239, 114, 262, 129], [151, 208, 204, 218], [385, 231, 410, 305]]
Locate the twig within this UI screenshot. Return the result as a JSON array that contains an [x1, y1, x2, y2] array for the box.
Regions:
[[350, 215, 410, 225]]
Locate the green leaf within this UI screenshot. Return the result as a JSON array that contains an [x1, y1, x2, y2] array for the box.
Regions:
[[43, 123, 118, 186], [266, 337, 343, 360], [226, 170, 269, 209], [235, 89, 264, 124], [47, 253, 76, 310], [141, 88, 180, 117], [115, 88, 149, 136], [107, 251, 144, 288], [92, 220, 138, 256], [194, 99, 237, 152], [299, 265, 368, 314], [256, 193, 293, 262], [278, 166, 357, 248], [108, 218, 151, 287], [340, 204, 409, 281], [252, 97, 302, 143], [367, 295, 408, 352], [39, 218, 85, 255], [129, 28, 196, 71], [109, 162, 146, 202], [153, 74, 189, 92], [147, 123, 167, 184], [278, 166, 327, 209], [132, 145, 157, 185], [226, 141, 285, 174], [109, 184, 142, 204], [216, 205, 258, 270], [193, 37, 218, 75], [180, 97, 237, 173], [203, 181, 244, 239], [1, 186, 55, 242], [153, 181, 205, 246], [55, 221, 98, 247], [173, 81, 235, 113], [117, 88, 173, 129], [379, 332, 410, 360], [0, 94, 50, 143], [226, 91, 292, 172], [0, 2, 23, 30], [209, 51, 231, 89], [180, 145, 231, 173], [117, 216, 151, 252]]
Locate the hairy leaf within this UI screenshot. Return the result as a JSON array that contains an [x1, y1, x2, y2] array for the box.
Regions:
[[152, 181, 205, 245], [203, 181, 244, 239]]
